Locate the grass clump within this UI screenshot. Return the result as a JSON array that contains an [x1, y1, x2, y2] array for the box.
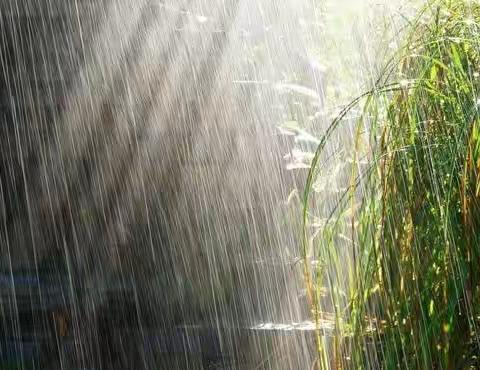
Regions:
[[304, 1, 480, 368]]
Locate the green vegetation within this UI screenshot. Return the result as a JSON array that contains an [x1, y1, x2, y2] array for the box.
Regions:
[[303, 1, 480, 368]]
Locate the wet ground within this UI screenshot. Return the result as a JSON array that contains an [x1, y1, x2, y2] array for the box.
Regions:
[[1, 324, 322, 369], [0, 270, 320, 369]]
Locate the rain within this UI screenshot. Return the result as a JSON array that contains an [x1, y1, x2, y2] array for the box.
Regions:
[[5, 0, 480, 369]]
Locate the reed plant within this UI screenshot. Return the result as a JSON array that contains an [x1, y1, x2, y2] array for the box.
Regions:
[[303, 1, 480, 368]]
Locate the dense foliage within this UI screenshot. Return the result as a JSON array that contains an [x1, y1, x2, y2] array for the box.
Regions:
[[305, 1, 480, 368]]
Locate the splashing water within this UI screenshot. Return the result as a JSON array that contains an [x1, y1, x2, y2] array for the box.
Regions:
[[0, 0, 407, 368]]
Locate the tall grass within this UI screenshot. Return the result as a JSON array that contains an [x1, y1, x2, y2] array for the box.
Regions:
[[304, 1, 480, 368]]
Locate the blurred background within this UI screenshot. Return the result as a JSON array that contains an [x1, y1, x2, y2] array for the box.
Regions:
[[0, 0, 408, 368]]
